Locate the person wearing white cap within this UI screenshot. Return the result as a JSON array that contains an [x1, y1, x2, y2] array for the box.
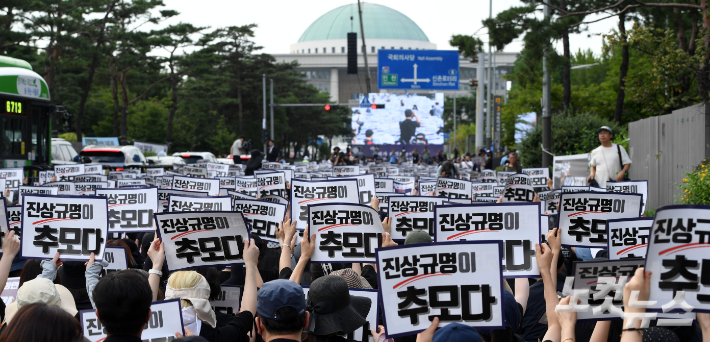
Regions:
[[588, 126, 631, 188], [4, 277, 78, 323]]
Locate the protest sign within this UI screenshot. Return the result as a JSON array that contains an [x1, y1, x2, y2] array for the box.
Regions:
[[553, 153, 590, 188], [38, 171, 47, 185], [207, 163, 229, 177], [94, 187, 157, 233], [308, 203, 384, 263], [18, 185, 58, 204], [75, 175, 108, 183], [606, 217, 652, 260], [259, 195, 289, 205], [303, 287, 377, 342], [256, 172, 287, 198], [155, 211, 249, 270], [589, 187, 607, 192], [481, 169, 496, 178], [262, 162, 284, 169], [474, 197, 499, 203], [233, 199, 286, 243], [493, 186, 505, 198], [0, 201, 9, 254], [84, 165, 102, 175], [156, 176, 173, 189], [294, 172, 312, 180], [563, 186, 590, 193], [21, 195, 108, 261], [394, 181, 414, 195], [418, 181, 437, 196], [81, 299, 184, 342], [447, 198, 473, 204], [436, 178, 472, 199], [103, 246, 129, 275], [228, 190, 256, 205], [375, 193, 402, 216], [501, 174, 536, 203], [116, 179, 146, 187], [75, 182, 109, 196], [376, 241, 504, 337], [497, 171, 516, 186], [7, 205, 20, 236], [0, 168, 22, 190], [0, 277, 19, 306], [471, 182, 494, 197], [375, 178, 394, 193], [333, 165, 360, 177], [606, 180, 649, 212], [329, 174, 376, 205], [218, 177, 236, 190], [159, 189, 208, 213], [147, 168, 165, 177], [234, 177, 257, 197], [172, 176, 219, 196], [389, 196, 446, 240], [42, 181, 75, 195], [183, 166, 207, 178], [54, 165, 85, 182], [522, 168, 550, 189], [538, 190, 561, 215], [435, 203, 541, 278], [290, 179, 359, 230], [211, 285, 242, 316], [558, 192, 643, 248], [169, 194, 232, 212]]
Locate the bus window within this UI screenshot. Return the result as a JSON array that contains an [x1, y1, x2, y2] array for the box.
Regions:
[[3, 117, 25, 156]]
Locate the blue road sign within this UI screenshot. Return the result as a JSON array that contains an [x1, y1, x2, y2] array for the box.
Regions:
[[359, 96, 371, 108], [377, 50, 460, 90]]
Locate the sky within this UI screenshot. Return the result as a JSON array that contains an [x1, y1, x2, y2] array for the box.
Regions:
[[156, 0, 619, 57]]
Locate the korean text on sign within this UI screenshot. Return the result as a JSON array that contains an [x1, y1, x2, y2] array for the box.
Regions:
[[159, 189, 208, 213], [233, 199, 286, 243], [607, 217, 653, 260], [435, 203, 541, 278], [168, 194, 232, 212], [103, 246, 128, 275], [54, 164, 85, 182], [308, 203, 384, 263], [375, 178, 394, 193], [256, 172, 287, 198], [376, 241, 504, 338], [389, 196, 445, 240], [436, 178, 472, 199], [558, 192, 643, 248], [290, 179, 360, 230], [234, 177, 257, 197], [501, 174, 536, 203], [95, 188, 158, 233], [606, 180, 649, 212], [172, 176, 219, 196], [418, 181, 437, 197], [81, 299, 184, 342], [155, 211, 249, 270], [21, 195, 108, 262], [329, 174, 376, 205]]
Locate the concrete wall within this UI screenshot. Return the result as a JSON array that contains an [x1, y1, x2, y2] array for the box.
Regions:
[[629, 103, 708, 210]]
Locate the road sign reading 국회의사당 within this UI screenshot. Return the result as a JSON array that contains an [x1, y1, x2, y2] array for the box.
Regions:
[[377, 50, 460, 90]]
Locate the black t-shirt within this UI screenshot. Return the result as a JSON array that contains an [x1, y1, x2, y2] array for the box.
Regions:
[[399, 120, 420, 142], [412, 153, 419, 163], [200, 310, 253, 342]]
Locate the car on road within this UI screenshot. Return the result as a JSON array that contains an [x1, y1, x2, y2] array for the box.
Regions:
[[80, 145, 147, 167], [51, 138, 79, 164], [147, 156, 186, 167], [172, 151, 218, 164]]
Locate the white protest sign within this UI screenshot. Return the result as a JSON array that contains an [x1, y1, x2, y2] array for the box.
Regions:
[[103, 246, 129, 274], [81, 299, 184, 342], [376, 241, 504, 337], [211, 285, 241, 316], [0, 277, 19, 306], [262, 162, 284, 169], [493, 186, 505, 198], [333, 165, 360, 177], [474, 196, 499, 203], [172, 176, 219, 196], [471, 182, 494, 197], [481, 169, 496, 178], [606, 180, 649, 213], [0, 168, 23, 190], [558, 192, 643, 248], [21, 195, 108, 261], [233, 199, 286, 243], [522, 168, 550, 188], [375, 193, 403, 217], [207, 163, 229, 177], [329, 174, 376, 205], [156, 176, 173, 189], [42, 181, 75, 195], [183, 166, 207, 178], [218, 177, 236, 190], [234, 177, 257, 197], [447, 198, 474, 204], [497, 171, 516, 186], [501, 174, 536, 203], [74, 182, 109, 196], [155, 211, 249, 270], [290, 179, 360, 230], [228, 190, 256, 208], [418, 181, 437, 196], [84, 165, 103, 175], [18, 185, 58, 204], [260, 195, 289, 205], [389, 196, 446, 240], [435, 203, 541, 278], [375, 178, 394, 193], [607, 217, 652, 260], [75, 175, 109, 182], [54, 164, 85, 182], [308, 203, 384, 263], [147, 168, 165, 177], [294, 172, 312, 180], [394, 181, 414, 195], [0, 201, 9, 254], [116, 179, 147, 187], [159, 189, 208, 213], [562, 186, 590, 193], [256, 172, 287, 198], [39, 171, 47, 185], [435, 178, 472, 199], [6, 205, 20, 237], [168, 194, 232, 212], [538, 190, 561, 215], [95, 187, 158, 233]]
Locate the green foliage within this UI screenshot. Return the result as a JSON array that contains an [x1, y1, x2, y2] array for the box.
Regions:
[[318, 143, 331, 161], [449, 35, 484, 60], [677, 158, 710, 205], [59, 132, 77, 142], [518, 111, 625, 168], [448, 123, 476, 154]]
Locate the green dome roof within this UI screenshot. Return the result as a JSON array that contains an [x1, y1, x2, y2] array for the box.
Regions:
[[298, 3, 429, 42]]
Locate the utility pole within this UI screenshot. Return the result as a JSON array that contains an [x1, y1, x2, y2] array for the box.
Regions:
[[542, 0, 552, 167], [270, 79, 274, 140], [485, 0, 493, 151], [475, 52, 485, 152], [262, 74, 267, 153], [357, 0, 372, 94], [453, 94, 457, 154]]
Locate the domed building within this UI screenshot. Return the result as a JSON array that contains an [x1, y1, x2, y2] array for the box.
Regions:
[[273, 3, 516, 105]]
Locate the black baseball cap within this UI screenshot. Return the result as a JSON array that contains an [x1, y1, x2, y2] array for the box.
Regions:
[[597, 126, 613, 134], [256, 279, 306, 320]]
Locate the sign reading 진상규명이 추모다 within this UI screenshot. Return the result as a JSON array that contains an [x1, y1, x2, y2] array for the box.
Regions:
[[232, 199, 286, 243], [435, 202, 541, 278], [606, 180, 649, 213], [436, 178, 473, 199], [389, 196, 445, 241], [95, 187, 158, 233], [501, 174, 536, 203], [375, 178, 394, 193], [81, 299, 184, 342], [329, 174, 376, 205], [21, 194, 108, 262], [158, 189, 208, 213], [172, 176, 219, 196], [376, 241, 504, 337], [290, 179, 360, 231], [154, 211, 249, 271], [606, 217, 653, 260], [210, 284, 241, 316], [102, 246, 128, 274], [168, 194, 232, 212]]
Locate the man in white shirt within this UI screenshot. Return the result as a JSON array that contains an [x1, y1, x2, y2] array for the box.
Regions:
[[459, 154, 473, 170], [588, 126, 631, 188], [230, 136, 245, 158]]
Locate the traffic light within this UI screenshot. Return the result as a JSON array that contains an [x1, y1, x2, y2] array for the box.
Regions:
[[262, 130, 268, 143], [370, 104, 385, 109], [324, 105, 340, 111], [469, 79, 478, 87]]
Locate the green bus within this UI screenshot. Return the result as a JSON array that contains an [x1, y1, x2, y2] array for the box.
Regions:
[[0, 55, 52, 168]]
